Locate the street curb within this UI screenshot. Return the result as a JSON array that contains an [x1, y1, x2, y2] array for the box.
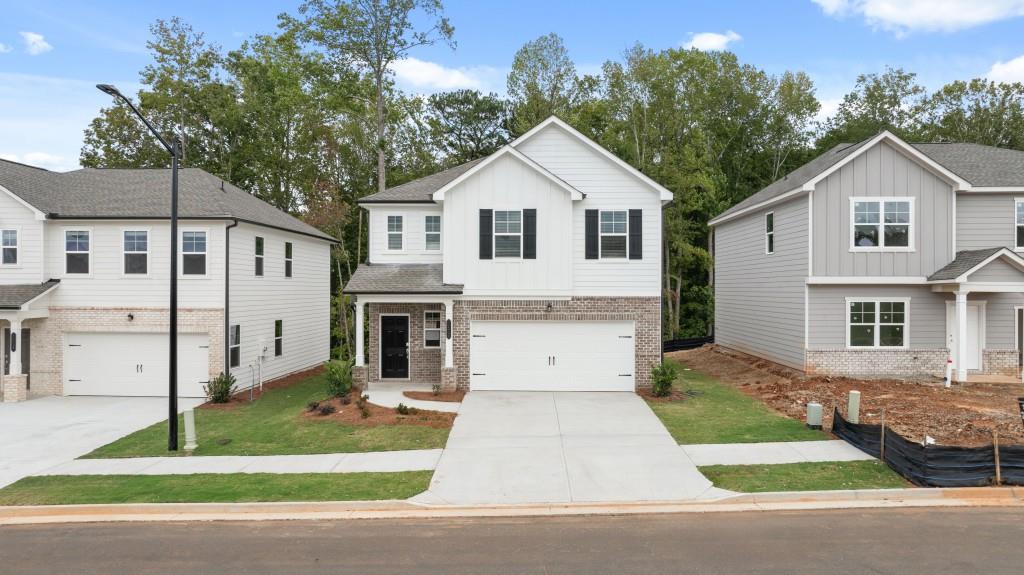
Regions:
[[1, 487, 1022, 525]]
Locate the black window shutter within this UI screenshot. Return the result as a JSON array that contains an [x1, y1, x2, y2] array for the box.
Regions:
[[523, 209, 537, 259], [629, 209, 642, 260], [479, 209, 493, 260], [585, 210, 599, 259]]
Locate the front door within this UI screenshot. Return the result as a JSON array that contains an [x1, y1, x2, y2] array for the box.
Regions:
[[3, 328, 30, 389], [946, 302, 983, 373], [381, 315, 409, 379]]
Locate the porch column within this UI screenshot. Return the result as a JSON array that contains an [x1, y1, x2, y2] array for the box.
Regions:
[[8, 317, 22, 376], [354, 300, 365, 367], [955, 291, 969, 382], [443, 299, 454, 368]]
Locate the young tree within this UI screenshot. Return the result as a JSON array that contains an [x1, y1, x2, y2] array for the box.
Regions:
[[507, 33, 580, 135], [426, 89, 509, 165]]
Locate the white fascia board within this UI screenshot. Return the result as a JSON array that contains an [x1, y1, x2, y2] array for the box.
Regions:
[[19, 283, 60, 311], [960, 187, 1024, 193], [708, 187, 805, 227], [0, 184, 47, 220], [807, 276, 928, 285], [431, 145, 584, 202], [510, 116, 675, 202]]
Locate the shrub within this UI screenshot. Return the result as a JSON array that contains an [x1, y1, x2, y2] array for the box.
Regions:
[[357, 394, 371, 418], [205, 372, 237, 404], [318, 404, 336, 416], [431, 383, 442, 396], [396, 403, 419, 416], [306, 401, 320, 412], [325, 359, 353, 398], [650, 361, 679, 398]]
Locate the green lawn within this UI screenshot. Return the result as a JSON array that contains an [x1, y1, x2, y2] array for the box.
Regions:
[[700, 461, 908, 493], [648, 362, 828, 444], [0, 472, 432, 505], [85, 374, 450, 458]]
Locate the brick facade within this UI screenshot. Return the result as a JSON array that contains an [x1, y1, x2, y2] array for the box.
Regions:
[[983, 349, 1018, 376], [366, 303, 444, 384], [805, 348, 949, 379]]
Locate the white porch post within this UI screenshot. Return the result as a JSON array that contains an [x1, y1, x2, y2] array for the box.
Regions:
[[354, 299, 365, 367], [8, 317, 22, 376], [955, 291, 969, 382], [443, 299, 454, 368]]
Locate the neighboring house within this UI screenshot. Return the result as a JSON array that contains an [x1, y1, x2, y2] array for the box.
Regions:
[[0, 159, 335, 402], [344, 116, 674, 391], [709, 130, 1024, 383]]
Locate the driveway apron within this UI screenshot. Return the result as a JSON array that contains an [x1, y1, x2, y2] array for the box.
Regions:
[[420, 392, 715, 505]]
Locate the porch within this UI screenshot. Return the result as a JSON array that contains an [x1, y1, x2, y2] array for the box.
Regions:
[[1, 281, 59, 403]]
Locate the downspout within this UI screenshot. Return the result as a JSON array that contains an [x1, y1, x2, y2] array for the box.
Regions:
[[225, 219, 239, 374]]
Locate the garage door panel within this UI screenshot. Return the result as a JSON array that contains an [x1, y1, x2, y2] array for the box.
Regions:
[[65, 333, 209, 397]]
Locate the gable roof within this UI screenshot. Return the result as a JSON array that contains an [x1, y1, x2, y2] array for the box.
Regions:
[[0, 159, 336, 242], [431, 145, 584, 202], [911, 143, 1024, 188], [360, 158, 486, 204], [0, 280, 60, 310], [927, 247, 1024, 282]]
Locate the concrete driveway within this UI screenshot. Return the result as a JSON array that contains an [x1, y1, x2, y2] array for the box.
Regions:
[[0, 396, 204, 488], [417, 392, 718, 505]]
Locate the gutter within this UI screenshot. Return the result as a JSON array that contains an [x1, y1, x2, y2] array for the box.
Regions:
[[225, 219, 239, 374]]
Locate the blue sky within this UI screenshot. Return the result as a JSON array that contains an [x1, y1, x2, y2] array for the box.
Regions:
[[3, 0, 1024, 171]]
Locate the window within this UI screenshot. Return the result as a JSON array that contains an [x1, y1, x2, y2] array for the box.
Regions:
[[182, 231, 207, 275], [274, 320, 283, 357], [494, 210, 522, 258], [285, 242, 293, 277], [425, 215, 441, 251], [1015, 199, 1024, 250], [600, 210, 628, 258], [229, 325, 240, 368], [765, 212, 775, 254], [387, 215, 403, 250], [1, 230, 17, 265], [255, 236, 264, 276], [123, 230, 148, 275], [848, 300, 907, 348], [65, 230, 90, 274], [851, 198, 912, 250], [424, 311, 441, 348]]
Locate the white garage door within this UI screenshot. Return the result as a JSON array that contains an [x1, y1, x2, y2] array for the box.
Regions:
[[65, 333, 210, 397], [470, 321, 635, 391]]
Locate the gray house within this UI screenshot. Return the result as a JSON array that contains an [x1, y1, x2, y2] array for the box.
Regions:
[[709, 131, 1024, 383]]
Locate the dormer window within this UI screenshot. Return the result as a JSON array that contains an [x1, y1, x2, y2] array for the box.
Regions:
[[1, 230, 17, 265], [850, 198, 913, 251]]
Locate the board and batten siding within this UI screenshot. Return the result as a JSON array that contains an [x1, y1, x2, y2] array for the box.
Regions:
[[367, 204, 443, 264], [228, 222, 331, 387], [442, 152, 573, 296], [0, 189, 45, 284], [811, 141, 955, 278], [714, 196, 807, 370], [956, 193, 1017, 251], [515, 124, 662, 297]]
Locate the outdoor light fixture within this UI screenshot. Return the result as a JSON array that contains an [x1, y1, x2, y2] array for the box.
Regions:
[[545, 303, 553, 313], [97, 83, 181, 451], [127, 313, 134, 322]]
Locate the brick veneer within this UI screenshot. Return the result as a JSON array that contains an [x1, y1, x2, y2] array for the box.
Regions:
[[983, 349, 1018, 376], [806, 348, 949, 378], [2, 374, 28, 402], [366, 303, 444, 384]]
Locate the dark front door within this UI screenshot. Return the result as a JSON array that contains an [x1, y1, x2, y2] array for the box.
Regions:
[[3, 328, 31, 389], [381, 316, 409, 379]]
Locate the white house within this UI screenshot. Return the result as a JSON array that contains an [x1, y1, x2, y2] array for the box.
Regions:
[[0, 159, 335, 402], [344, 116, 674, 392]]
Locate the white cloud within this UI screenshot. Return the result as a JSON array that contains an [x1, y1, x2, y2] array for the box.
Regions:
[[0, 43, 11, 54], [815, 97, 844, 124], [812, 0, 1024, 34], [0, 151, 73, 171], [19, 31, 53, 55], [390, 57, 486, 91], [683, 30, 742, 51], [987, 54, 1024, 83]]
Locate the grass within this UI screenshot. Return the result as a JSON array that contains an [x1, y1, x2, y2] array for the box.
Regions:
[[0, 472, 433, 506], [648, 362, 828, 444], [700, 461, 909, 493], [85, 374, 450, 458]]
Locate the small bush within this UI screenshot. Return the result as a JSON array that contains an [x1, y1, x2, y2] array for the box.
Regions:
[[431, 383, 442, 396], [318, 404, 336, 416], [325, 359, 353, 398], [396, 403, 419, 416], [205, 372, 237, 403], [359, 404, 370, 418], [340, 395, 352, 405], [306, 401, 320, 412], [650, 361, 679, 398]]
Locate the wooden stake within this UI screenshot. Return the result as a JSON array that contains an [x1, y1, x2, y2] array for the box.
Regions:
[[994, 431, 1002, 486]]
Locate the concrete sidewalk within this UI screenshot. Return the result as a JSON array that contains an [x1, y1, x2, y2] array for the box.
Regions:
[[364, 382, 460, 413], [681, 440, 874, 467], [37, 449, 442, 476]]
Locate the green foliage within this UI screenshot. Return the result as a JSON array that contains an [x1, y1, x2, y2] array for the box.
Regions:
[[426, 89, 509, 164], [700, 461, 907, 493], [205, 372, 237, 404], [650, 361, 678, 397], [507, 33, 584, 135], [325, 360, 354, 398], [396, 403, 418, 415]]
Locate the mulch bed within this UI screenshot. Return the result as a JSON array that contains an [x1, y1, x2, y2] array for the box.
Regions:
[[302, 392, 456, 429], [670, 345, 1024, 447], [201, 365, 326, 411], [403, 390, 465, 403], [637, 387, 694, 403]]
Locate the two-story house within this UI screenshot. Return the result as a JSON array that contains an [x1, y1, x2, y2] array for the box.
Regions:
[[710, 131, 1024, 383], [344, 117, 674, 391], [0, 159, 335, 402]]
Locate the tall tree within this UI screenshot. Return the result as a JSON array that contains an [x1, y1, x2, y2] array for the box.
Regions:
[[426, 89, 509, 165], [507, 33, 581, 135], [921, 79, 1024, 149], [817, 67, 929, 150]]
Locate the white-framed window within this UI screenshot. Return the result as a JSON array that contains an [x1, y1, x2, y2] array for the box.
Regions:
[[229, 324, 241, 368], [494, 210, 522, 258], [1, 229, 18, 266], [123, 230, 149, 275], [255, 236, 264, 276], [182, 231, 207, 276], [274, 319, 283, 357], [285, 242, 293, 277], [599, 210, 628, 259], [64, 230, 91, 275], [1015, 198, 1024, 250], [850, 197, 913, 251], [387, 215, 403, 250], [425, 215, 441, 251], [765, 212, 775, 255], [847, 298, 909, 348], [424, 311, 441, 348]]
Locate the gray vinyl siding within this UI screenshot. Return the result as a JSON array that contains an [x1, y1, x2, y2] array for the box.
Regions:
[[808, 285, 947, 349], [983, 292, 1024, 349], [956, 193, 1017, 251], [968, 257, 1023, 282], [714, 196, 807, 369], [811, 141, 955, 277]]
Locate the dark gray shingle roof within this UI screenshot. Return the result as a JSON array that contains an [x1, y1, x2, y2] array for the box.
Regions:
[[927, 248, 1006, 281], [0, 160, 336, 242], [0, 280, 60, 310], [910, 143, 1024, 187], [360, 158, 485, 204], [343, 264, 462, 294]]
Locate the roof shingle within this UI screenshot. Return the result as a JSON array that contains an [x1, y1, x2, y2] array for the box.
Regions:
[[343, 264, 462, 294], [359, 158, 485, 204], [927, 248, 1008, 281], [0, 280, 60, 310]]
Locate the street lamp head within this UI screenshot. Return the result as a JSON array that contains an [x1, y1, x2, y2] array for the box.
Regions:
[[96, 84, 122, 98]]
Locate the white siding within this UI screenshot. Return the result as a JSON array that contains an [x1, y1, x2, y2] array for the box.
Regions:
[[515, 124, 662, 297], [0, 189, 45, 284], [228, 222, 331, 386], [367, 204, 444, 264]]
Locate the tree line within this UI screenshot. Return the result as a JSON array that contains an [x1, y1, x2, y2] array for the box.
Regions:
[[79, 1, 1024, 348]]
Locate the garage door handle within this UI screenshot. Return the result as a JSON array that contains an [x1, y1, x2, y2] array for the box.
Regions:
[[472, 372, 486, 376], [472, 334, 486, 338], [69, 379, 81, 382], [618, 335, 632, 339], [68, 344, 81, 347], [618, 374, 632, 377]]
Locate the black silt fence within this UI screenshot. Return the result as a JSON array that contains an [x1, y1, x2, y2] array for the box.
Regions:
[[663, 336, 713, 352], [832, 408, 1024, 487]]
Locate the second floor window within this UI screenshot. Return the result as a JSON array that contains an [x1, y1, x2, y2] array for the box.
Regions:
[[494, 210, 522, 258], [182, 231, 207, 275], [65, 230, 90, 274], [600, 210, 628, 258], [1, 229, 17, 265], [285, 242, 293, 277], [387, 216, 403, 250], [1015, 199, 1024, 250], [123, 230, 148, 275], [425, 215, 441, 251], [765, 212, 774, 254], [255, 236, 265, 276], [852, 199, 912, 250]]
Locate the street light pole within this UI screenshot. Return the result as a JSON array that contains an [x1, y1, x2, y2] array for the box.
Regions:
[[96, 84, 180, 451]]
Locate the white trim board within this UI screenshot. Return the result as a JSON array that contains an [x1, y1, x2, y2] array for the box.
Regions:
[[806, 276, 929, 285]]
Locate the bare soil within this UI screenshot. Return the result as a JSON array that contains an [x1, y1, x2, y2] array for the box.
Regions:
[[403, 390, 465, 403], [302, 393, 456, 429], [201, 366, 326, 411], [669, 345, 1024, 447]]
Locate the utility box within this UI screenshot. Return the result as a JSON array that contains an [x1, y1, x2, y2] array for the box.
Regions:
[[806, 402, 823, 430]]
